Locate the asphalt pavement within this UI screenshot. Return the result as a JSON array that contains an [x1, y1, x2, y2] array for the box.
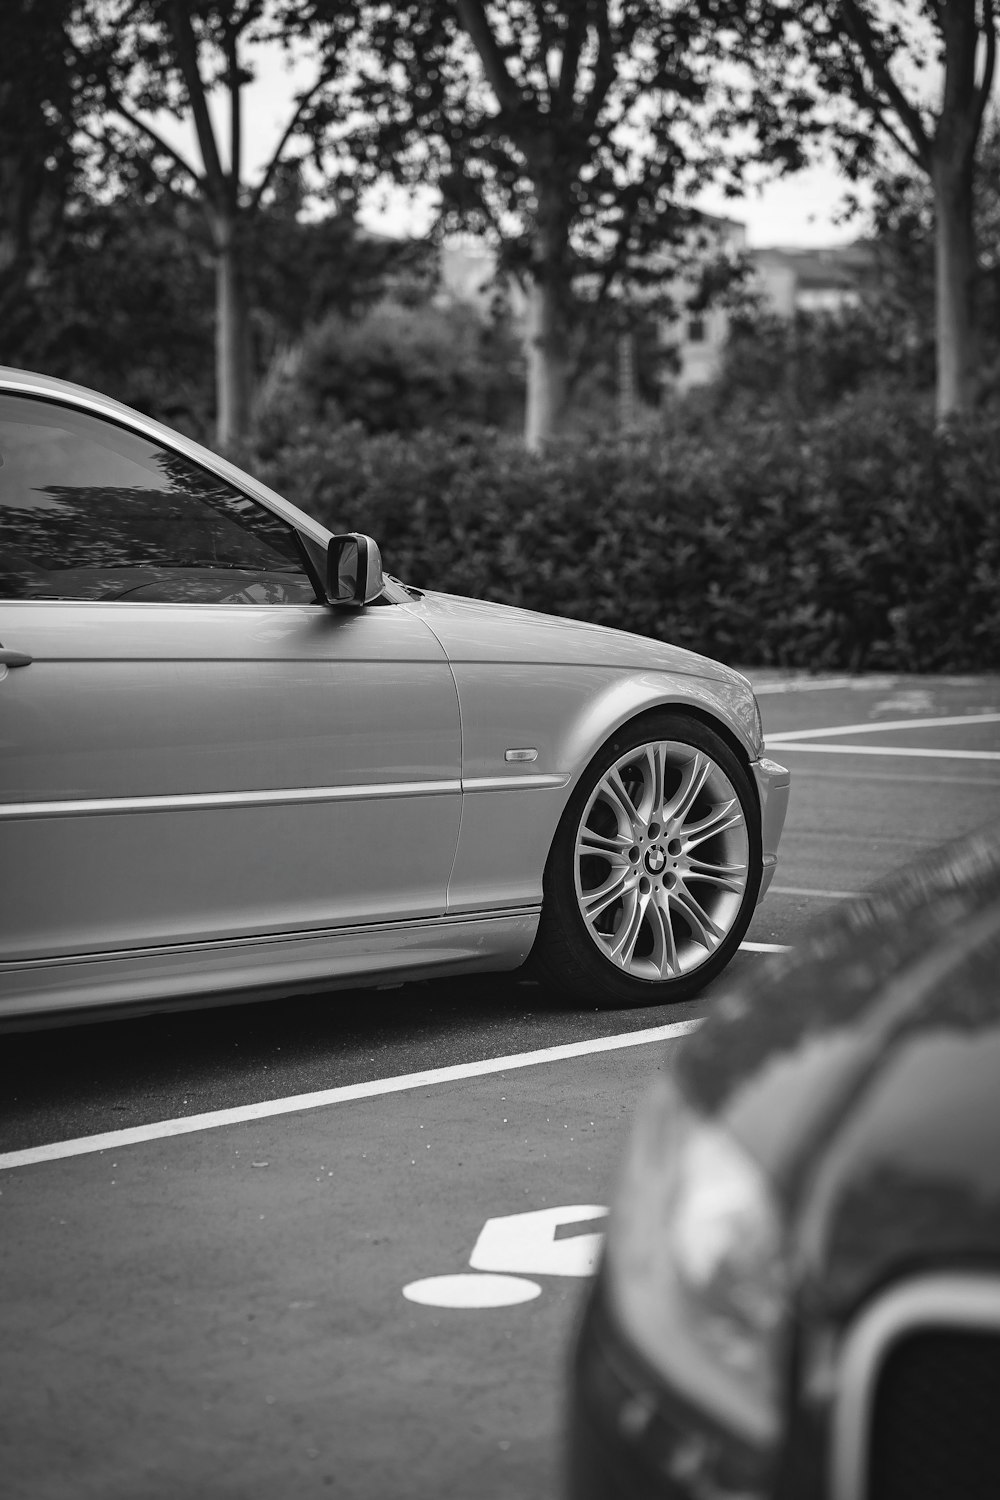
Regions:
[[2, 672, 999, 1500]]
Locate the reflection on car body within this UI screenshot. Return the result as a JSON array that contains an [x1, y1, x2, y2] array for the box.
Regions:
[[0, 366, 789, 1026], [567, 822, 1000, 1500]]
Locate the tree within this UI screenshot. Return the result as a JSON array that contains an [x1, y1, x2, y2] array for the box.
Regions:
[[351, 1, 785, 449], [0, 0, 81, 345], [76, 0, 361, 448], [754, 1, 997, 420]]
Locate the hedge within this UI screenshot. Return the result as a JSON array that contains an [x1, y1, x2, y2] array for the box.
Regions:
[[255, 388, 1000, 673]]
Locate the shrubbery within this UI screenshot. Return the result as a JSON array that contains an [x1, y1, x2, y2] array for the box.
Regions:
[[257, 388, 1000, 673], [255, 299, 525, 438]]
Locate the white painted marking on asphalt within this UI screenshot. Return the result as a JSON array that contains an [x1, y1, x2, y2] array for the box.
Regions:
[[470, 1206, 608, 1278], [769, 712, 1000, 742], [766, 743, 1000, 762], [768, 767, 1000, 787], [771, 885, 855, 900], [752, 676, 898, 694], [403, 1273, 542, 1308], [741, 941, 792, 952], [0, 1020, 704, 1172]]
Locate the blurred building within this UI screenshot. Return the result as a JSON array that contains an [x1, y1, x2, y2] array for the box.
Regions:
[[664, 237, 878, 393], [435, 224, 879, 407], [435, 235, 528, 321]]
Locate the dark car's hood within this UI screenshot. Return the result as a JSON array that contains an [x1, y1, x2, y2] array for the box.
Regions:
[[674, 826, 1000, 1312], [795, 1011, 1000, 1313]]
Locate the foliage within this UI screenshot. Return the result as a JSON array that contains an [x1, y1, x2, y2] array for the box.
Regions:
[[255, 389, 1000, 673], [2, 196, 216, 429], [347, 0, 800, 443], [0, 0, 84, 333], [862, 108, 1000, 403], [746, 0, 997, 417], [69, 0, 367, 444], [255, 298, 526, 439], [689, 303, 934, 423], [0, 190, 399, 439]]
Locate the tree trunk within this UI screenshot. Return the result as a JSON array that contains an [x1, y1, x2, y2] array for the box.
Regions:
[[524, 272, 569, 450], [617, 330, 637, 431], [932, 147, 977, 420], [524, 190, 572, 451], [212, 212, 251, 451]]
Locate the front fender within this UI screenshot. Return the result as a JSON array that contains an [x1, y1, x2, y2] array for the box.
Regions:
[[552, 670, 762, 783], [445, 664, 764, 916]]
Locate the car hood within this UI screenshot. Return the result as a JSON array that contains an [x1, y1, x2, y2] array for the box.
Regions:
[[674, 825, 1000, 1310], [408, 588, 750, 685]]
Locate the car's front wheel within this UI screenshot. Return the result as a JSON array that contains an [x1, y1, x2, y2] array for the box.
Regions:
[[532, 712, 761, 1006]]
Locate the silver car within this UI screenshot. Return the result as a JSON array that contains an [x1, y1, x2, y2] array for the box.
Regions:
[[0, 368, 789, 1025]]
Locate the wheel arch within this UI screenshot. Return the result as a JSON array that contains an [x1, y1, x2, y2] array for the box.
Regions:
[[539, 676, 763, 884], [553, 672, 759, 799], [531, 678, 764, 1004]]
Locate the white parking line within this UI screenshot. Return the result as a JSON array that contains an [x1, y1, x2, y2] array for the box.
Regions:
[[769, 713, 1000, 741], [766, 743, 1000, 762], [771, 885, 855, 899], [772, 767, 1000, 786], [753, 676, 899, 694], [0, 941, 794, 1175], [753, 675, 990, 694], [0, 1020, 705, 1173]]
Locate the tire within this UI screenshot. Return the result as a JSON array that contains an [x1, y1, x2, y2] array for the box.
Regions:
[[532, 711, 762, 1007]]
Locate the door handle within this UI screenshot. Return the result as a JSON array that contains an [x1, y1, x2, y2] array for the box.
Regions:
[[0, 647, 32, 668]]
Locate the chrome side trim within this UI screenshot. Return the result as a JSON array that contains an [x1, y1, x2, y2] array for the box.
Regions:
[[0, 773, 570, 820], [0, 779, 463, 820], [463, 773, 570, 793], [831, 1273, 1000, 1500]]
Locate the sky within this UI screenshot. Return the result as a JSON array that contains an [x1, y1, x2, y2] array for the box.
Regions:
[[153, 42, 870, 251]]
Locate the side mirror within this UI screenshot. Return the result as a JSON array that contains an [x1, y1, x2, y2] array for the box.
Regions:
[[326, 532, 384, 607]]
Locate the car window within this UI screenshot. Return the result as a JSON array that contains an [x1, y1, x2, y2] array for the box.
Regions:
[[0, 394, 318, 604]]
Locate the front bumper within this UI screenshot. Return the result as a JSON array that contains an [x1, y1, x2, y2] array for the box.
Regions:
[[567, 1279, 778, 1500], [752, 757, 791, 903]]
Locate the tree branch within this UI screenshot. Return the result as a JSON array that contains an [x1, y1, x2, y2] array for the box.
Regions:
[[838, 0, 932, 168], [248, 65, 338, 213], [225, 21, 241, 209], [865, 91, 926, 169], [102, 89, 203, 189], [555, 8, 586, 114], [530, 0, 550, 72], [455, 0, 524, 116], [168, 0, 227, 206], [579, 1, 615, 136], [972, 0, 997, 140]]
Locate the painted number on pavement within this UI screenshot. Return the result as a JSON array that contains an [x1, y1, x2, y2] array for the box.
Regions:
[[403, 1204, 608, 1309]]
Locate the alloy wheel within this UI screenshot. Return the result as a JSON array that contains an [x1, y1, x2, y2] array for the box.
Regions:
[[573, 738, 750, 982]]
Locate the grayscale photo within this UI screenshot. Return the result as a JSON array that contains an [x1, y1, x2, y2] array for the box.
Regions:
[[1, 2, 999, 1497]]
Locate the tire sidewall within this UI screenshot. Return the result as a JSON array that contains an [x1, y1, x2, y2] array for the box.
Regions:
[[538, 711, 763, 1006]]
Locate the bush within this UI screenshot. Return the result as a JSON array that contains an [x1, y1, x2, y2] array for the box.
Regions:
[[255, 390, 1000, 673], [690, 305, 935, 426], [256, 299, 525, 439]]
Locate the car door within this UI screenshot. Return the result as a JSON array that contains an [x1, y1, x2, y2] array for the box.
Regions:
[[0, 390, 461, 976]]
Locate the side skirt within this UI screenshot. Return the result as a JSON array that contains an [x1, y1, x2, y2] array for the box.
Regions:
[[0, 909, 541, 1027]]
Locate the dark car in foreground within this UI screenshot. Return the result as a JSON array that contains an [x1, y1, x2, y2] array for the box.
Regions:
[[568, 823, 1000, 1500]]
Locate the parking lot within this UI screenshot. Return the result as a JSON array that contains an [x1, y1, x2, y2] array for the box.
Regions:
[[2, 672, 999, 1500]]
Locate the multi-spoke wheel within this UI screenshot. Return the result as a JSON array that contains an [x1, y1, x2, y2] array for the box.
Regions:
[[532, 712, 761, 1006]]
